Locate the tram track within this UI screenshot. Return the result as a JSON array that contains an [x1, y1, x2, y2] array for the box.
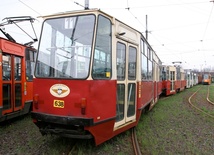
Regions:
[[131, 127, 142, 155], [188, 85, 214, 119], [206, 85, 214, 105]]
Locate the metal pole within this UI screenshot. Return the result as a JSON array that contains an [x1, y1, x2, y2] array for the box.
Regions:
[[146, 15, 148, 40], [85, 0, 89, 9]]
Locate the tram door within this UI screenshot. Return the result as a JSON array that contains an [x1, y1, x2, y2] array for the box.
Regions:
[[1, 53, 22, 115], [170, 71, 175, 91], [115, 41, 137, 128]]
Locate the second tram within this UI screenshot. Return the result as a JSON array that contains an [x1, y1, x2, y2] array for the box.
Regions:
[[0, 16, 37, 122], [0, 37, 36, 122]]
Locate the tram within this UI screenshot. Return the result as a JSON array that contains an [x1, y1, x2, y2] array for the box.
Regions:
[[31, 9, 162, 145], [0, 39, 36, 122], [202, 73, 211, 85], [185, 69, 193, 88], [0, 16, 37, 122], [162, 65, 186, 96]]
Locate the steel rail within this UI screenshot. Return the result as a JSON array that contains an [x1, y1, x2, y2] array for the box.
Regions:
[[206, 85, 214, 105], [131, 127, 142, 155], [188, 86, 214, 119]]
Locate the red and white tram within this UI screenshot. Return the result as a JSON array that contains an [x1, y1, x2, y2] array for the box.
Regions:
[[0, 16, 37, 122], [162, 65, 186, 96], [31, 9, 162, 145]]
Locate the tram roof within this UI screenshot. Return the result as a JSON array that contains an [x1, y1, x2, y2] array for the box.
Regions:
[[38, 8, 161, 63], [39, 9, 112, 20]]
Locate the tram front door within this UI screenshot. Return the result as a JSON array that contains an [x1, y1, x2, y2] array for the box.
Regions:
[[1, 53, 23, 115], [115, 41, 137, 128]]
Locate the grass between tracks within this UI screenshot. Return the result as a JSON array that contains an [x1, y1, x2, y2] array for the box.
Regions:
[[136, 85, 214, 155], [208, 84, 214, 103]]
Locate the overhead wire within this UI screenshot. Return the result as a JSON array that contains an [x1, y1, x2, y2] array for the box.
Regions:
[[201, 2, 214, 41], [200, 1, 214, 67], [101, 1, 208, 10], [3, 0, 212, 67], [18, 0, 42, 16], [123, 0, 214, 66]]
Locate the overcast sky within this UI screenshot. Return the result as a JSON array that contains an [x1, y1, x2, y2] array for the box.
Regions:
[[0, 0, 214, 70]]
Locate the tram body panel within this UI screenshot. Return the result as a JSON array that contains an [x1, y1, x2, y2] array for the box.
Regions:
[[139, 81, 153, 108], [32, 79, 116, 121], [157, 81, 162, 96]]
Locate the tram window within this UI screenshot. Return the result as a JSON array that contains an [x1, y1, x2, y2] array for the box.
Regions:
[[14, 57, 21, 81], [127, 83, 136, 117], [170, 71, 175, 80], [160, 66, 163, 81], [141, 54, 147, 80], [128, 46, 136, 80], [144, 42, 148, 57], [149, 48, 153, 61], [148, 48, 151, 60], [2, 55, 11, 81], [148, 60, 153, 80], [116, 42, 126, 80], [92, 15, 112, 79], [25, 49, 35, 81], [157, 64, 160, 81], [116, 84, 125, 122], [177, 68, 181, 80], [3, 84, 11, 109], [141, 40, 145, 54], [162, 71, 166, 80], [36, 15, 95, 79], [166, 68, 169, 80]]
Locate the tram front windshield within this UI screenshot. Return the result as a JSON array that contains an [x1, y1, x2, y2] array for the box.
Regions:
[[35, 15, 95, 79]]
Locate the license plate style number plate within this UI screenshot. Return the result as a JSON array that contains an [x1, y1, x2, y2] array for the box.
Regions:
[[53, 100, 64, 108]]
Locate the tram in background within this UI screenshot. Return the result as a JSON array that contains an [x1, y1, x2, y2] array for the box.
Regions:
[[193, 72, 198, 85], [185, 69, 193, 88], [0, 16, 37, 122], [162, 65, 186, 96], [202, 73, 211, 85], [31, 9, 162, 145]]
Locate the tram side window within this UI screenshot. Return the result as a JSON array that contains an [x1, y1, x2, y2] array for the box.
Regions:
[[2, 55, 11, 81], [14, 57, 21, 81], [159, 62, 162, 81], [144, 40, 148, 57], [177, 68, 181, 80], [166, 68, 169, 80], [92, 15, 112, 79], [128, 46, 136, 80], [148, 60, 153, 80], [116, 84, 125, 122], [117, 42, 126, 80], [25, 49, 35, 81], [141, 40, 148, 80], [170, 71, 175, 81], [35, 50, 51, 77], [162, 70, 166, 80], [147, 48, 153, 81]]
